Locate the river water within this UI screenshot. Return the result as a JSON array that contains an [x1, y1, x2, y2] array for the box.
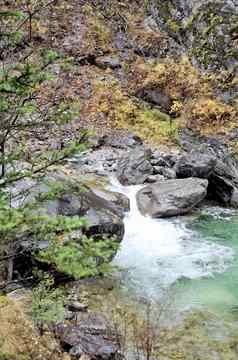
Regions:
[[109, 178, 238, 321]]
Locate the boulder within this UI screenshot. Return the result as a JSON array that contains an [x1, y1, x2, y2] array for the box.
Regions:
[[117, 147, 153, 185], [99, 132, 143, 149], [175, 151, 216, 178], [208, 157, 238, 206], [136, 88, 172, 113], [67, 301, 88, 313], [151, 150, 178, 167], [56, 313, 121, 360], [179, 130, 238, 206], [145, 174, 165, 183], [46, 186, 127, 242], [153, 166, 176, 179], [12, 177, 128, 276], [136, 178, 208, 218]]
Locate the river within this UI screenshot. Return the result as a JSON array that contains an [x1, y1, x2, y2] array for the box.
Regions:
[[109, 178, 238, 322]]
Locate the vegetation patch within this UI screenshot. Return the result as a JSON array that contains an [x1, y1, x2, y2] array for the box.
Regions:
[[86, 79, 178, 144], [184, 98, 237, 135]]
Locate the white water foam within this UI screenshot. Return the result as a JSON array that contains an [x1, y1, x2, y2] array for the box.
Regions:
[[109, 178, 234, 299]]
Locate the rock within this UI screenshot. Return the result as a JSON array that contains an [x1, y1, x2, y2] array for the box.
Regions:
[[117, 147, 153, 185], [95, 56, 121, 69], [99, 132, 143, 149], [151, 158, 170, 167], [145, 174, 165, 183], [208, 157, 238, 206], [136, 178, 208, 218], [90, 188, 130, 214], [56, 313, 121, 360], [153, 166, 164, 175], [150, 0, 238, 74], [151, 150, 178, 167], [179, 130, 238, 206], [153, 166, 176, 179], [68, 301, 88, 312], [47, 186, 126, 243], [175, 151, 217, 178], [231, 189, 238, 207], [73, 148, 123, 175], [69, 344, 84, 357], [64, 310, 75, 321], [12, 176, 128, 274], [136, 88, 172, 113], [162, 168, 176, 179]]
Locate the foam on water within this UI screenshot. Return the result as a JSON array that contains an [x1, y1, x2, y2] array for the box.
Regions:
[[109, 178, 234, 299]]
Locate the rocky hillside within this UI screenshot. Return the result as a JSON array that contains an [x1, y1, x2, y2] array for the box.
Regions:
[[32, 0, 238, 148]]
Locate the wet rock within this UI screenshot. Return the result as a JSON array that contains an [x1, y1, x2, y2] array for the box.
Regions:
[[117, 147, 153, 185], [175, 151, 217, 178], [137, 178, 208, 218], [90, 188, 130, 214], [56, 313, 121, 360]]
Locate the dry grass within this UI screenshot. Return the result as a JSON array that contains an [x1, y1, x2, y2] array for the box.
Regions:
[[0, 294, 62, 360]]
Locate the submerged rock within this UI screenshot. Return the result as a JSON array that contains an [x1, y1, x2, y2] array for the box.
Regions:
[[136, 178, 208, 218], [117, 147, 153, 185]]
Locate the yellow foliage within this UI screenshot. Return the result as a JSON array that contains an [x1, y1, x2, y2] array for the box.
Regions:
[[82, 5, 112, 52], [185, 98, 236, 134], [0, 295, 10, 308], [87, 79, 177, 145], [128, 14, 168, 56], [134, 57, 212, 104], [0, 297, 61, 360]]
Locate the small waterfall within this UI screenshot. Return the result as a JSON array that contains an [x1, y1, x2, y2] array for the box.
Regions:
[[109, 178, 234, 300]]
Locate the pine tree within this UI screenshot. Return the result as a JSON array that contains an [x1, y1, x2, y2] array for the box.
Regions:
[[0, 2, 118, 286]]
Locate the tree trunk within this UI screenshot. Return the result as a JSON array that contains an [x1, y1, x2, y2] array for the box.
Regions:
[[0, 141, 5, 179]]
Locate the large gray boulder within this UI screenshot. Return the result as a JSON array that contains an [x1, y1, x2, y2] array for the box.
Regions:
[[46, 186, 127, 243], [136, 178, 208, 218], [175, 151, 216, 178], [14, 177, 128, 256], [117, 147, 153, 185]]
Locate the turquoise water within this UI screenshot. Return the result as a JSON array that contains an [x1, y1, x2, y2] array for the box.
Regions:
[[175, 210, 238, 319]]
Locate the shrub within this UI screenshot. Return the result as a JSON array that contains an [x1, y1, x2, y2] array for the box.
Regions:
[[130, 57, 213, 112], [185, 98, 236, 133]]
